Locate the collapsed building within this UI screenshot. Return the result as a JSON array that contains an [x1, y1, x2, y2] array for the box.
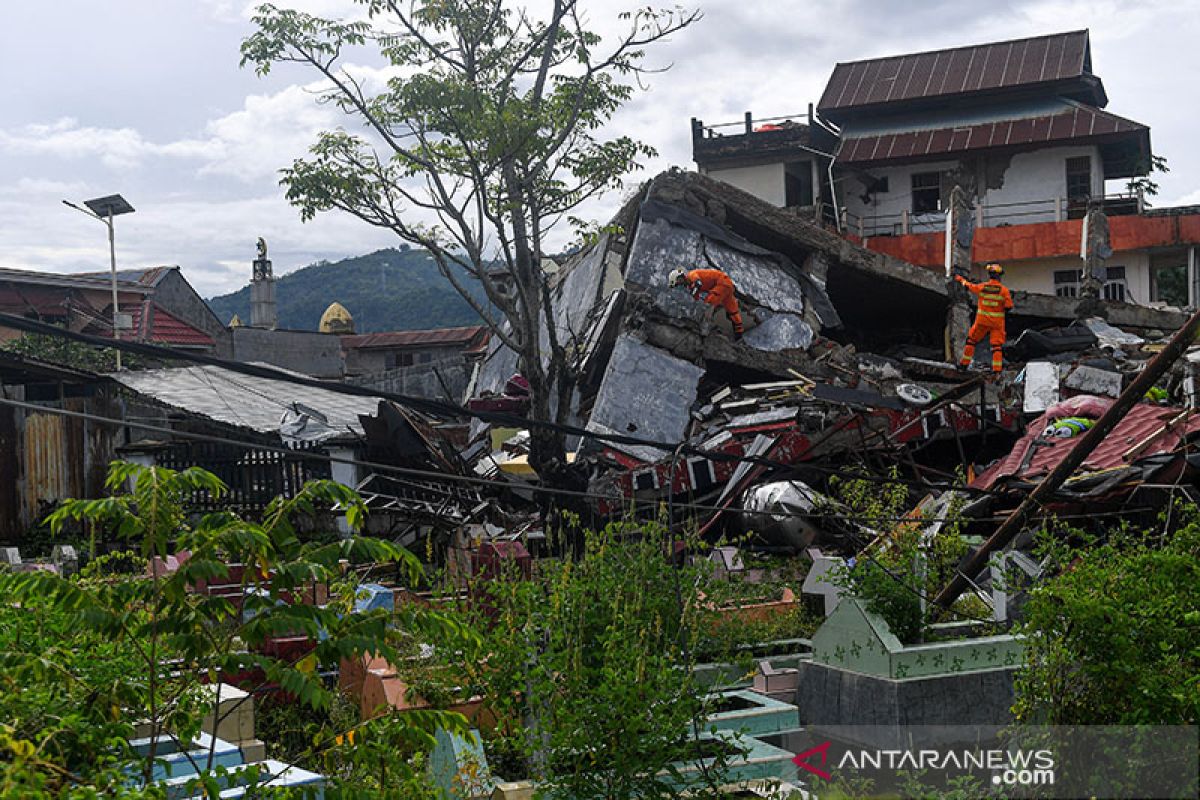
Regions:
[[466, 170, 1191, 551]]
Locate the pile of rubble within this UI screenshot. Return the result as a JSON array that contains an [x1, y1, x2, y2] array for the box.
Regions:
[[456, 170, 1199, 602]]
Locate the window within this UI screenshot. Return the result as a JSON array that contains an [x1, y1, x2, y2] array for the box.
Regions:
[[911, 171, 943, 214], [418, 352, 433, 364], [385, 352, 414, 369], [1151, 250, 1189, 306], [1103, 266, 1127, 302], [784, 161, 814, 207], [1054, 269, 1080, 298], [1066, 156, 1092, 201]]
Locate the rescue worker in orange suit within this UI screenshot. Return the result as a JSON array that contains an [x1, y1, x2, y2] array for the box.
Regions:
[[669, 267, 744, 340], [956, 263, 1013, 373]]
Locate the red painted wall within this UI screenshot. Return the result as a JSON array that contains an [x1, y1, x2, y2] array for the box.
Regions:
[[852, 213, 1200, 268]]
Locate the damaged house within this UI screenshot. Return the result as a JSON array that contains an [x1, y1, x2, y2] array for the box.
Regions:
[[467, 168, 1189, 539], [693, 30, 1200, 308]]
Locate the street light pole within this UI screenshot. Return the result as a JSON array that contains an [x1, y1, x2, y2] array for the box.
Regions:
[[105, 209, 120, 370], [63, 194, 135, 370]]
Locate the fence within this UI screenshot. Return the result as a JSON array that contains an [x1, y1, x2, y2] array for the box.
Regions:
[[155, 440, 332, 512], [843, 190, 1145, 239]]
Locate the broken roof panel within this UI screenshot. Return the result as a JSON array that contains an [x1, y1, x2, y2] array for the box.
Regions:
[[974, 403, 1200, 490], [113, 364, 382, 439]]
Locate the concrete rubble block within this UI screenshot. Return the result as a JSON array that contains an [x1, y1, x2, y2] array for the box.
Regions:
[[1063, 364, 1123, 398], [583, 334, 705, 461], [200, 683, 255, 744], [741, 312, 814, 352], [1023, 361, 1061, 414], [1082, 316, 1145, 349], [0, 547, 20, 566]]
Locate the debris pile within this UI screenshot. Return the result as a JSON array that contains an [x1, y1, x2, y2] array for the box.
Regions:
[[456, 171, 1198, 614]]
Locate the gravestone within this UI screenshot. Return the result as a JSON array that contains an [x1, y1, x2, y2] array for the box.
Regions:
[[801, 548, 844, 616], [430, 727, 494, 799]]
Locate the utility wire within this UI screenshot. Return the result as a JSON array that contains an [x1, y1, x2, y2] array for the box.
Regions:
[[0, 395, 1152, 527], [0, 311, 1014, 499]]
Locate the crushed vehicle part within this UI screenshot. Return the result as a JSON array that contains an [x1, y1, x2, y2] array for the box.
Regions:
[[740, 480, 828, 549]]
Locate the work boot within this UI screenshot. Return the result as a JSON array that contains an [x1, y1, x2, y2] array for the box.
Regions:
[[956, 362, 968, 372]]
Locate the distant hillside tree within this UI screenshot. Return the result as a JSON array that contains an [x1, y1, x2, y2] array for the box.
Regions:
[[241, 0, 699, 488]]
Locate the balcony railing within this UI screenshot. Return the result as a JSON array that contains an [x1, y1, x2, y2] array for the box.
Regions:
[[842, 190, 1146, 239]]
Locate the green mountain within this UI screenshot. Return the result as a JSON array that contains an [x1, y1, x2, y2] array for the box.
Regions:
[[206, 248, 490, 332]]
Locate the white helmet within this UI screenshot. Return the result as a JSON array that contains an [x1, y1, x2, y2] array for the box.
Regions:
[[668, 268, 688, 287]]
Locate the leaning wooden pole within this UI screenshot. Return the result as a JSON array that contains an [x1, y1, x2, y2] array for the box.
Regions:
[[932, 304, 1200, 608]]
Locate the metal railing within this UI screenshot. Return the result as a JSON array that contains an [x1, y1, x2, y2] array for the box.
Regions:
[[692, 109, 816, 139], [842, 190, 1146, 239]]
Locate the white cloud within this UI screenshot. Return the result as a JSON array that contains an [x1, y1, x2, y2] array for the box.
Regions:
[[5, 0, 1200, 306]]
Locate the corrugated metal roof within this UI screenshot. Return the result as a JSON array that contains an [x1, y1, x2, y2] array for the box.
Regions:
[[72, 266, 174, 286], [836, 102, 1146, 165], [0, 267, 152, 293], [341, 325, 488, 351], [819, 30, 1094, 114], [974, 403, 1200, 490], [114, 364, 382, 437]]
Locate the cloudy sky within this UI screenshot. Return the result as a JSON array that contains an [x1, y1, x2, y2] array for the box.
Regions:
[[2, 0, 1197, 298]]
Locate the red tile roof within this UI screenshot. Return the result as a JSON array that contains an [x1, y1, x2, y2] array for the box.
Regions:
[[836, 102, 1147, 166], [973, 403, 1200, 491], [98, 300, 215, 348], [341, 325, 488, 351], [819, 31, 1097, 115]]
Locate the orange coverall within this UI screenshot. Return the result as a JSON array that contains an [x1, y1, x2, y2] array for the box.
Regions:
[[686, 269, 744, 335], [956, 275, 1013, 372]]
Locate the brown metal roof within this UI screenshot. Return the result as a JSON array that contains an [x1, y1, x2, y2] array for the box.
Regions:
[[819, 31, 1095, 115], [341, 325, 488, 351], [836, 102, 1147, 167]]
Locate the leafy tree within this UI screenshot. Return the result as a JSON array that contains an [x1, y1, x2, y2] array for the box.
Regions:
[[0, 461, 473, 797], [3, 333, 140, 373], [240, 0, 700, 486], [1126, 153, 1169, 201], [409, 520, 732, 798], [1014, 509, 1200, 725]]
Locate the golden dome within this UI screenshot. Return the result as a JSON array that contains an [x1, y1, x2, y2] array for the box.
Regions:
[[319, 301, 355, 334]]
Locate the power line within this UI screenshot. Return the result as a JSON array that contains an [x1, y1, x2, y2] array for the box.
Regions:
[[0, 395, 1150, 528], [0, 311, 1012, 499]]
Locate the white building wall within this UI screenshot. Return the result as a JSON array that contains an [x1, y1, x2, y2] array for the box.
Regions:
[[978, 145, 1102, 226], [1001, 251, 1151, 303], [841, 145, 1105, 235], [842, 159, 959, 237], [703, 163, 786, 207]]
